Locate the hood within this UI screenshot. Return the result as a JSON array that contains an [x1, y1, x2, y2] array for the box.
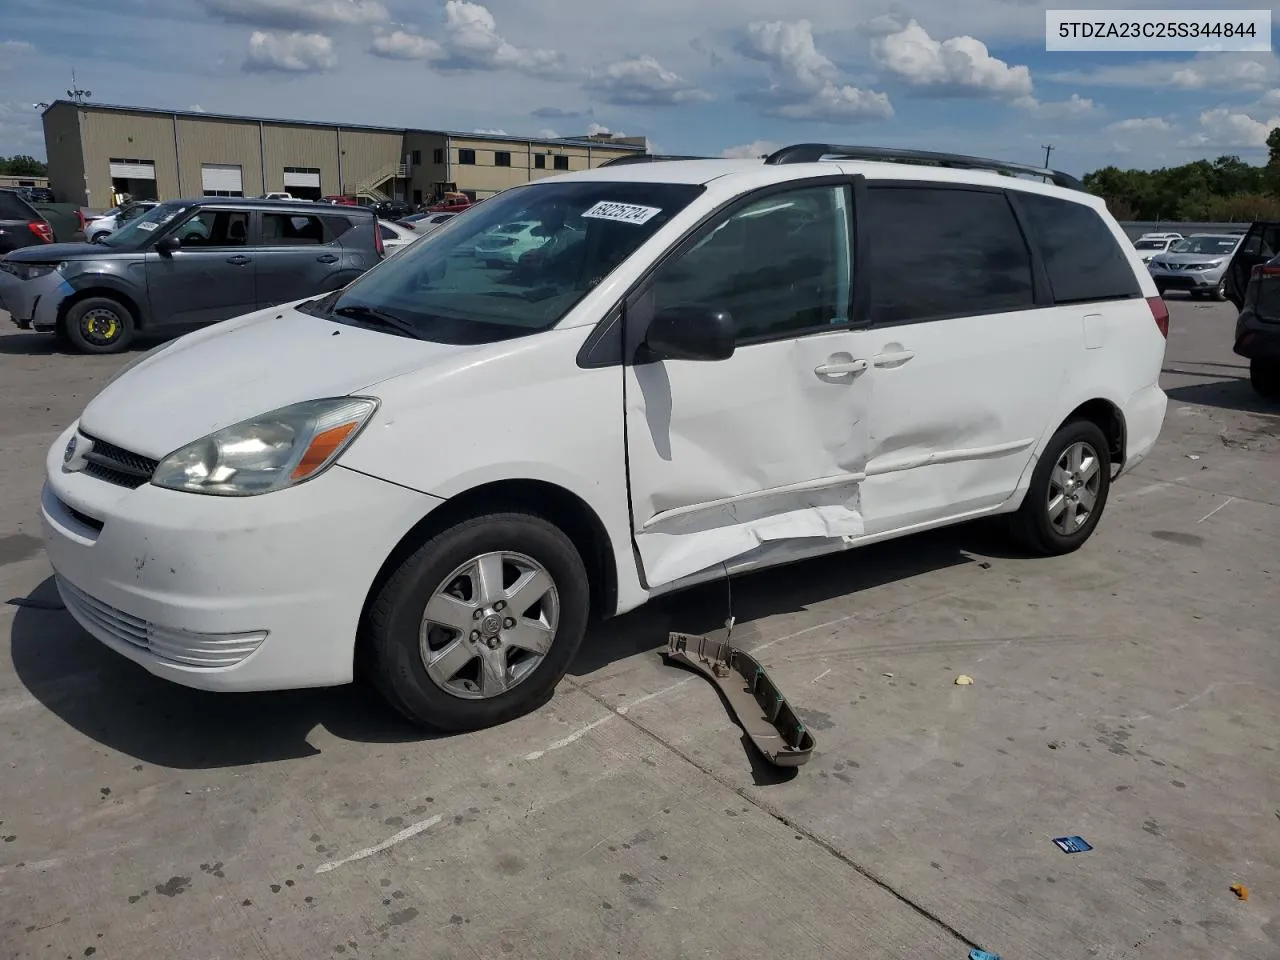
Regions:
[[78, 303, 472, 459], [4, 241, 126, 262], [1153, 252, 1232, 266]]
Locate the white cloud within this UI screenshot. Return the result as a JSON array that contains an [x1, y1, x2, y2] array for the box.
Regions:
[[722, 140, 778, 159], [369, 29, 443, 61], [740, 20, 893, 123], [190, 104, 206, 112], [1107, 117, 1170, 134], [1189, 108, 1280, 148], [1047, 52, 1278, 92], [872, 19, 1032, 98], [435, 1, 566, 77], [0, 39, 34, 70], [202, 0, 387, 30], [1014, 93, 1096, 119], [587, 55, 710, 106], [537, 128, 560, 139], [586, 122, 626, 137], [243, 30, 337, 73], [473, 127, 508, 135]]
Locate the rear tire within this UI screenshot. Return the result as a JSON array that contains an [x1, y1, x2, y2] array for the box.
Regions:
[[1250, 358, 1280, 400], [365, 511, 590, 731], [1009, 420, 1112, 556], [64, 297, 136, 355]]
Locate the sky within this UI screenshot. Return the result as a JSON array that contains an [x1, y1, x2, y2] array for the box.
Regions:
[[1, 0, 1279, 177]]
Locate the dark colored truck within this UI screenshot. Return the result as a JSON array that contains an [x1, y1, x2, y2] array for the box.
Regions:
[[1223, 220, 1280, 399]]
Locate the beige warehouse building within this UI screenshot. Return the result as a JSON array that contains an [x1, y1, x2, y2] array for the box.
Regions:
[[41, 101, 647, 209]]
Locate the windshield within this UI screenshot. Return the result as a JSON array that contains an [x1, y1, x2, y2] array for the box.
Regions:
[[1133, 239, 1166, 250], [1170, 236, 1240, 255], [319, 180, 705, 344], [101, 202, 189, 249]]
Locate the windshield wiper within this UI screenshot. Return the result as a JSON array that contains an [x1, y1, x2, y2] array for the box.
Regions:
[[332, 304, 424, 340]]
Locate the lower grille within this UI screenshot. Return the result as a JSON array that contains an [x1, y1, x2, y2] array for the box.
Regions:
[[56, 577, 268, 668], [80, 433, 158, 489]]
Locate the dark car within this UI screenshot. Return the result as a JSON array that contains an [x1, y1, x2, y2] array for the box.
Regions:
[[1223, 220, 1280, 399], [0, 189, 55, 255], [0, 197, 383, 353], [19, 186, 57, 204], [373, 199, 413, 220]]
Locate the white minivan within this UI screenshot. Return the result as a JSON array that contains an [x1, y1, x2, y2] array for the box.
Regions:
[[41, 144, 1170, 731]]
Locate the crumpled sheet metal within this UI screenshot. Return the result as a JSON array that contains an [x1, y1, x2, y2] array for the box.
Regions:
[[665, 631, 816, 767]]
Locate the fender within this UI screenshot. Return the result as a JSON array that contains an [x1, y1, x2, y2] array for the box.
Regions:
[[64, 271, 154, 327]]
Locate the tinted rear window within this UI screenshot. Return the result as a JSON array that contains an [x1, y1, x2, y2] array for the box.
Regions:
[[1019, 193, 1141, 304], [865, 185, 1035, 324], [0, 192, 37, 220]]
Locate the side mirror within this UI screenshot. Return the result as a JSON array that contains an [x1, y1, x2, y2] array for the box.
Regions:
[[156, 235, 181, 256], [643, 305, 735, 362]]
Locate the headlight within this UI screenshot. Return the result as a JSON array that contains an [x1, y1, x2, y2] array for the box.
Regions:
[[152, 397, 377, 496], [0, 262, 62, 281], [1195, 260, 1222, 270]]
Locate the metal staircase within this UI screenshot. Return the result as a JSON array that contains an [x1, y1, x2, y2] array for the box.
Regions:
[[344, 162, 406, 202]]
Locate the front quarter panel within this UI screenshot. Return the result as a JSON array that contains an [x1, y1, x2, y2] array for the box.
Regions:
[[338, 323, 642, 612]]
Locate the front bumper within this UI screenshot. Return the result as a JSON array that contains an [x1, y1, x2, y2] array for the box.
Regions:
[[1149, 269, 1222, 293], [0, 268, 70, 331], [42, 423, 444, 691]]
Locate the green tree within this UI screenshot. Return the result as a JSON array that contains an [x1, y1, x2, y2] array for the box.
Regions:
[[0, 155, 47, 176]]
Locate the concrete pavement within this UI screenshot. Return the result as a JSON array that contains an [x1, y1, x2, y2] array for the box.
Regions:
[[1, 297, 1277, 960]]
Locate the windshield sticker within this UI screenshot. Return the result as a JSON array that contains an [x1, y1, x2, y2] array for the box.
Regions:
[[582, 201, 662, 225], [136, 222, 158, 231]]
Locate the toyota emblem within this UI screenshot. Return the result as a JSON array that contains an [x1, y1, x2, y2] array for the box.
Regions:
[[63, 436, 77, 464]]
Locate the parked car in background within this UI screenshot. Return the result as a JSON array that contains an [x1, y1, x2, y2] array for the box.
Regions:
[[1131, 235, 1177, 264], [1147, 233, 1243, 300], [1223, 220, 1280, 399], [0, 197, 382, 353], [373, 200, 413, 221], [377, 219, 419, 254], [0, 189, 55, 255], [261, 192, 295, 201], [398, 211, 458, 234], [36, 145, 1169, 731], [85, 200, 160, 242], [18, 186, 57, 204]]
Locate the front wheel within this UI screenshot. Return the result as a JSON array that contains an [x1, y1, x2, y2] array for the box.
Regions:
[[1009, 420, 1112, 556], [64, 296, 136, 354], [365, 511, 590, 731], [1212, 279, 1227, 302], [1251, 358, 1280, 400]]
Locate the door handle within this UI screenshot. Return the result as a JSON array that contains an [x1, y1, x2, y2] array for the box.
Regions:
[[316, 254, 339, 263], [872, 350, 915, 368], [226, 255, 251, 265], [813, 358, 868, 377]]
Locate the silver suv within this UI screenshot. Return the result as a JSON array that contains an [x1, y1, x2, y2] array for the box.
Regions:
[[1147, 233, 1244, 301]]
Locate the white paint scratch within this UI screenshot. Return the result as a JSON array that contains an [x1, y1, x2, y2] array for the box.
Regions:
[[523, 714, 614, 761], [616, 676, 694, 715], [314, 815, 443, 873], [810, 668, 832, 684], [1197, 497, 1235, 524]]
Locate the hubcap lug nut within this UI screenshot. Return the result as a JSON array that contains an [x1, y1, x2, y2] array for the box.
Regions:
[[473, 609, 482, 620], [494, 600, 506, 611], [503, 617, 515, 629], [470, 630, 480, 641]]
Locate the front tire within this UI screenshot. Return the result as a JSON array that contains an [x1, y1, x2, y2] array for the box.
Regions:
[[1009, 420, 1112, 556], [1251, 358, 1280, 400], [64, 296, 136, 354], [1212, 279, 1227, 302], [365, 511, 590, 731]]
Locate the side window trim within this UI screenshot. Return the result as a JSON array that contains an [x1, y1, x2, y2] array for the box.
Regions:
[[620, 174, 864, 365], [1003, 190, 1054, 307], [862, 180, 1040, 329]]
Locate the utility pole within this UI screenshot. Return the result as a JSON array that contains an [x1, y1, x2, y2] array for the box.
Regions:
[[1042, 144, 1054, 168], [67, 69, 92, 104]]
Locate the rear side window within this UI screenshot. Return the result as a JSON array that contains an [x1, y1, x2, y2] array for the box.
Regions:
[[320, 215, 355, 241], [1018, 193, 1140, 304], [0, 192, 37, 220], [864, 186, 1035, 324], [262, 212, 326, 246]]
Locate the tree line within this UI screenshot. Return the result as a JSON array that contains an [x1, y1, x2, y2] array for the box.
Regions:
[[1084, 129, 1280, 222], [0, 155, 47, 176]]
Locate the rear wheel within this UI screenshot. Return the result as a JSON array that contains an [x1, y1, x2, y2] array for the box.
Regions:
[[365, 511, 590, 731], [1009, 420, 1111, 556], [1250, 358, 1280, 400], [64, 297, 136, 355]]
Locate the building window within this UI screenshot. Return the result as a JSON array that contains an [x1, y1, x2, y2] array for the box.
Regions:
[[553, 154, 569, 171], [459, 149, 476, 165], [433, 148, 444, 164], [534, 154, 546, 169], [495, 151, 511, 167], [411, 150, 422, 166]]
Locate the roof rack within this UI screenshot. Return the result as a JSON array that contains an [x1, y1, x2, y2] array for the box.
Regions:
[[599, 153, 711, 166], [762, 143, 1085, 191]]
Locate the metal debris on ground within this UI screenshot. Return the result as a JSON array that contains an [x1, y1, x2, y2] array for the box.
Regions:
[[1230, 883, 1249, 901], [665, 632, 815, 768], [1052, 835, 1093, 854], [954, 674, 974, 686]]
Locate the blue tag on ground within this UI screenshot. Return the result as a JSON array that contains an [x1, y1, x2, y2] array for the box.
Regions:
[[970, 950, 1002, 960], [1053, 835, 1093, 853]]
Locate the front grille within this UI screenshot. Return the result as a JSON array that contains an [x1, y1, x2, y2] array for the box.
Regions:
[[80, 433, 158, 489]]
